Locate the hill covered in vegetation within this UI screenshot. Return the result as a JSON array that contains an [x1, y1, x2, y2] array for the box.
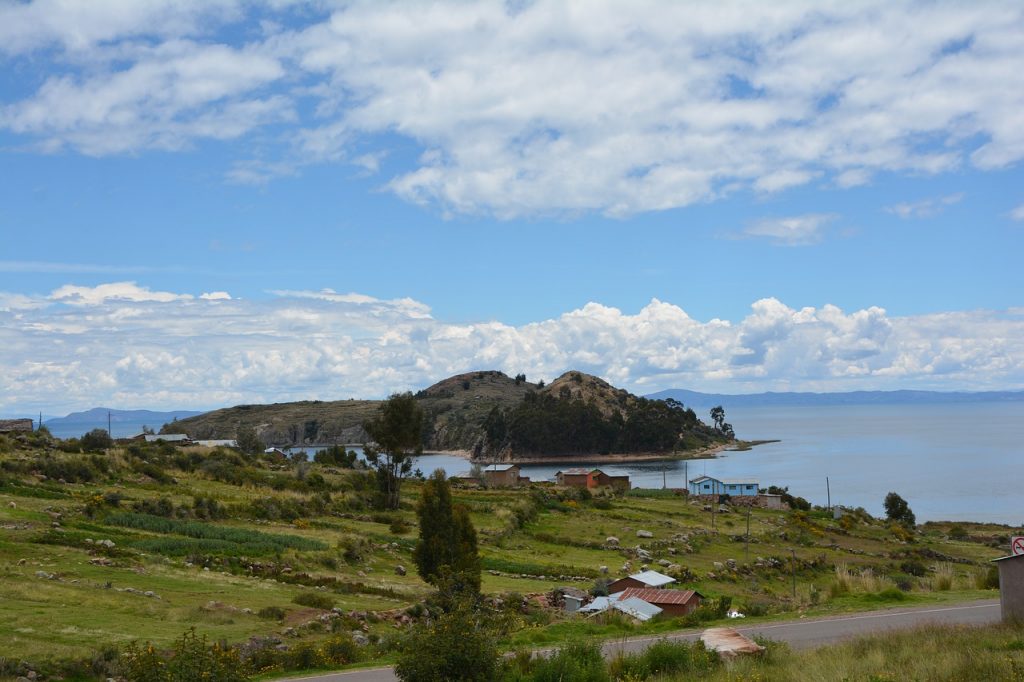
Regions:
[[165, 370, 730, 459]]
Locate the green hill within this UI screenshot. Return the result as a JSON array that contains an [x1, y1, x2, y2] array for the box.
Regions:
[[165, 370, 728, 457]]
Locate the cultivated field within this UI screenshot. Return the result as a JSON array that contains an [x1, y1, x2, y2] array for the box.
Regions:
[[0, 429, 1013, 678]]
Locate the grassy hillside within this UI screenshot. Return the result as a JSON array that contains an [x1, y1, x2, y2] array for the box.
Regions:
[[165, 370, 727, 458], [0, 429, 1011, 678]]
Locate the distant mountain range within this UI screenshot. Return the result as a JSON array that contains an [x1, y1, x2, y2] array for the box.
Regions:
[[645, 388, 1024, 408], [44, 408, 203, 439]]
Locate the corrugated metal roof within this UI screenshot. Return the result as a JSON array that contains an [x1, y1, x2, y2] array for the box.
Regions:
[[612, 597, 662, 621], [557, 468, 593, 475], [488, 465, 518, 471], [145, 434, 189, 442], [580, 596, 613, 612], [720, 478, 759, 485], [629, 570, 676, 587], [615, 588, 700, 606]]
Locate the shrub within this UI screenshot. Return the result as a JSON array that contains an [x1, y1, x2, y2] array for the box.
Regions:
[[976, 565, 1000, 590], [948, 524, 969, 541], [119, 628, 249, 682], [395, 600, 501, 682], [390, 517, 411, 534], [80, 428, 113, 453], [257, 606, 286, 620], [292, 592, 335, 610], [526, 640, 609, 682]]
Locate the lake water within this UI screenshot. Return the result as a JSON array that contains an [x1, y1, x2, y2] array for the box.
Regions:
[[304, 402, 1023, 525], [50, 402, 1024, 524]]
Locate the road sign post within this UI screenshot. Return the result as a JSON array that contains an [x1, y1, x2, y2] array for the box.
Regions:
[[1011, 536, 1024, 556]]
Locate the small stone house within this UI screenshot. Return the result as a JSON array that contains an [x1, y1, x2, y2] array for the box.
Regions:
[[0, 418, 33, 433], [482, 464, 523, 487]]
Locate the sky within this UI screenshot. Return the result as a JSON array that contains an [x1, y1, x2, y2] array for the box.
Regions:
[[1, 0, 1024, 415]]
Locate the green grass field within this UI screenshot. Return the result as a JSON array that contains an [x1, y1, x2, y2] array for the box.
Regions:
[[0, 433, 1015, 678]]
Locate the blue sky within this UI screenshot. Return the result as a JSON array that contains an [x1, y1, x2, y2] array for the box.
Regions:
[[1, 1, 1023, 414]]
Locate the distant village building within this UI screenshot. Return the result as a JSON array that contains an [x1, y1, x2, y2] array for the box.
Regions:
[[759, 493, 785, 510], [144, 434, 191, 444], [195, 439, 238, 448], [607, 569, 676, 593], [482, 464, 526, 487], [555, 468, 630, 491], [688, 475, 759, 497], [455, 464, 530, 487], [611, 587, 703, 617], [993, 552, 1024, 622], [0, 419, 34, 433]]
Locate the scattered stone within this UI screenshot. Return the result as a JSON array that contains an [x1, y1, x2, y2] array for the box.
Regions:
[[605, 536, 620, 546], [35, 571, 54, 580], [352, 631, 369, 646], [395, 565, 407, 576], [657, 559, 671, 567], [726, 559, 737, 569], [599, 565, 608, 574], [713, 561, 725, 570], [7, 501, 15, 508], [636, 530, 654, 538], [17, 558, 26, 565]]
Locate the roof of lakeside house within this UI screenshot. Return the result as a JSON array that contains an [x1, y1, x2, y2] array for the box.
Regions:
[[614, 587, 702, 605], [624, 570, 676, 587], [690, 475, 759, 485], [486, 464, 518, 472]]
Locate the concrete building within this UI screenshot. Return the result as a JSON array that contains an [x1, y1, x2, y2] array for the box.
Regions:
[[688, 475, 759, 497], [993, 552, 1024, 622], [607, 569, 676, 593], [0, 418, 33, 433]]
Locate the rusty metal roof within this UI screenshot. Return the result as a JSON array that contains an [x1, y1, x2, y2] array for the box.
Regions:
[[615, 587, 701, 606]]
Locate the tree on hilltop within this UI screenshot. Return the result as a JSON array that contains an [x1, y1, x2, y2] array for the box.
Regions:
[[884, 491, 916, 528]]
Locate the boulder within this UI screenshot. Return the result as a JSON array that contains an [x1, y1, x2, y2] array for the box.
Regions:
[[395, 565, 407, 576], [605, 536, 620, 546], [599, 565, 608, 574], [657, 559, 671, 567], [636, 530, 654, 538]]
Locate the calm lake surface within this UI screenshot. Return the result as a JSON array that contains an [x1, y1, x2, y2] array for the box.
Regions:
[[346, 402, 1023, 525], [58, 402, 1023, 524]]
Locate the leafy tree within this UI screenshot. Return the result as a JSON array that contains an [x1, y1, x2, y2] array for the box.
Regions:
[[884, 492, 916, 527], [80, 428, 113, 453], [236, 426, 262, 455], [483, 406, 507, 451], [710, 405, 726, 431], [364, 392, 423, 510], [413, 470, 481, 594]]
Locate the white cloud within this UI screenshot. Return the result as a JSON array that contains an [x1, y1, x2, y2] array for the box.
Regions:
[[48, 282, 193, 305], [886, 193, 965, 219], [2, 283, 1023, 413], [741, 213, 838, 246], [2, 2, 1023, 216]]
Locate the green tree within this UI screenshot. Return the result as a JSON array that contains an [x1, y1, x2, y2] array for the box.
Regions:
[[364, 392, 423, 510], [80, 428, 113, 453], [235, 426, 262, 455], [884, 491, 916, 527], [710, 405, 726, 431], [413, 469, 481, 594], [483, 406, 507, 451]]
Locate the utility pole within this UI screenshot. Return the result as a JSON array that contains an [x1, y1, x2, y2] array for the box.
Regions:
[[38, 411, 42, 432], [826, 476, 831, 512], [662, 463, 667, 490], [107, 411, 112, 437]]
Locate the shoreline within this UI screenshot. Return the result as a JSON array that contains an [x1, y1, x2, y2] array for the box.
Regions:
[[428, 440, 773, 465]]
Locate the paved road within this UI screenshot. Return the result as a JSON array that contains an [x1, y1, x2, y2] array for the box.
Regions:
[[279, 599, 1000, 682]]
